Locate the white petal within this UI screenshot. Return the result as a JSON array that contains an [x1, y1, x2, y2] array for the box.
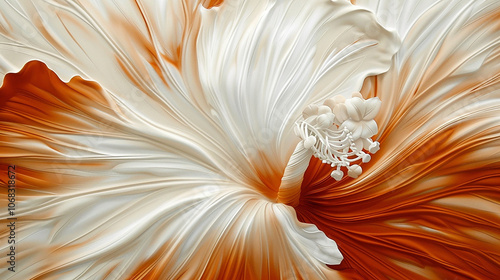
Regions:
[[2, 1, 293, 190], [0, 0, 399, 278], [353, 0, 439, 39], [343, 120, 363, 140], [348, 2, 500, 277], [351, 126, 363, 140], [197, 0, 399, 170], [273, 204, 343, 265], [1, 62, 344, 279], [0, 64, 226, 278], [355, 0, 500, 139], [0, 1, 216, 155]]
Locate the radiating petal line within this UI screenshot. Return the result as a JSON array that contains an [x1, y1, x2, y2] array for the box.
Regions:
[[298, 1, 500, 279], [1, 0, 401, 278]]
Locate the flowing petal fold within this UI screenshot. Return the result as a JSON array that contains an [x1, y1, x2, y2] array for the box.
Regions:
[[299, 0, 500, 279], [0, 0, 402, 279], [273, 204, 343, 265], [0, 0, 300, 197], [0, 61, 236, 278], [196, 0, 399, 172], [0, 56, 342, 279], [0, 0, 399, 188]]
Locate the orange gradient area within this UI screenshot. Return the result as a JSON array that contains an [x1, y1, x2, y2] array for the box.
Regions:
[[0, 60, 337, 279], [2, 17, 500, 278], [125, 200, 341, 280], [0, 61, 131, 279], [0, 61, 122, 195], [296, 3, 500, 277], [296, 99, 500, 279], [126, 209, 286, 280]]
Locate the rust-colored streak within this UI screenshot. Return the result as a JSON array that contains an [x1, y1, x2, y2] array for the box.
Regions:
[[298, 140, 500, 279], [297, 9, 500, 273], [125, 207, 285, 280], [0, 61, 118, 195], [297, 81, 500, 279], [0, 61, 111, 127], [202, 0, 224, 9]]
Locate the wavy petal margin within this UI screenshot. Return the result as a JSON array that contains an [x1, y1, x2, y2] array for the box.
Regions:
[[0, 0, 400, 278], [298, 1, 500, 279]]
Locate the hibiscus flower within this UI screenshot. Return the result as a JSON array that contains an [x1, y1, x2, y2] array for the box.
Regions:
[[2, 0, 500, 279], [0, 0, 399, 279]]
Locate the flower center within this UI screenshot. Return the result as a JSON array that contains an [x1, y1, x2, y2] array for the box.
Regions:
[[295, 93, 381, 180], [277, 92, 381, 206]]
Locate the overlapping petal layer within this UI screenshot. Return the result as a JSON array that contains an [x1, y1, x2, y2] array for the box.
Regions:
[[0, 61, 346, 279], [0, 0, 400, 279], [197, 0, 398, 173], [298, 0, 500, 279]]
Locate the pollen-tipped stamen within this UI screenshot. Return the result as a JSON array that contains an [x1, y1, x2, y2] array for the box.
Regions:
[[277, 93, 382, 206]]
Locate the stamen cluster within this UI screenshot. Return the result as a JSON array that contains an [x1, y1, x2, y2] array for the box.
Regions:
[[295, 93, 381, 181]]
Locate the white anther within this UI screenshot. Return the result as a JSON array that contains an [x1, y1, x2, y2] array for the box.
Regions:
[[361, 154, 371, 163], [316, 113, 335, 128], [303, 136, 317, 149], [323, 98, 336, 110], [351, 92, 363, 98], [347, 165, 362, 179], [331, 169, 344, 181], [318, 105, 332, 115], [368, 141, 380, 153]]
